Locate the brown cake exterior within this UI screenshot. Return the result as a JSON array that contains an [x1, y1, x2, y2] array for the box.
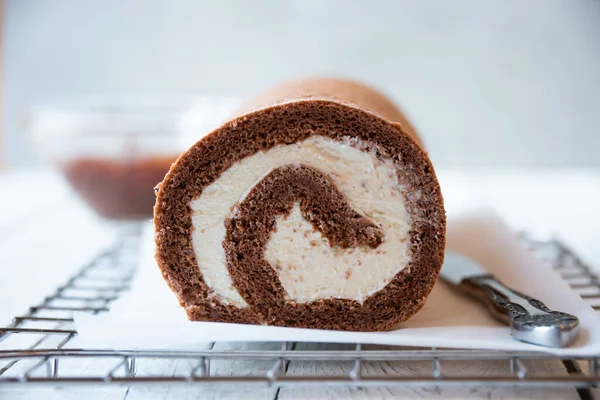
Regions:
[[154, 77, 445, 331]]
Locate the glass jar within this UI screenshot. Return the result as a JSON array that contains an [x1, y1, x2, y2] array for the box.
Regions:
[[30, 101, 187, 220]]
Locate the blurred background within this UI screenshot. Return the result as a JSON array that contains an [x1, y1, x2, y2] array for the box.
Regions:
[[3, 0, 600, 169]]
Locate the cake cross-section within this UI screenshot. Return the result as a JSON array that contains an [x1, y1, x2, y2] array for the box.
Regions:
[[154, 77, 446, 331]]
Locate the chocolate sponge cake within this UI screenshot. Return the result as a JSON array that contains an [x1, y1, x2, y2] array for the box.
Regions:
[[154, 77, 446, 331]]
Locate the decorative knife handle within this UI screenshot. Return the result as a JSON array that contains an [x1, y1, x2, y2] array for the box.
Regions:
[[460, 275, 580, 348]]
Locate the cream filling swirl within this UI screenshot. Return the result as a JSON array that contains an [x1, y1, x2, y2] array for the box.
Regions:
[[190, 135, 410, 306]]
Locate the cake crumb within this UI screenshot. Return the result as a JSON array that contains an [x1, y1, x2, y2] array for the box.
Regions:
[[345, 269, 352, 279], [310, 240, 318, 247], [399, 237, 406, 243]]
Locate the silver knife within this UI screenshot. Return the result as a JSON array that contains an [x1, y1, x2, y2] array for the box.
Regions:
[[441, 251, 580, 348]]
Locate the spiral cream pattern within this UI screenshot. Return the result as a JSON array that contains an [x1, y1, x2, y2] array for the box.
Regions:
[[154, 78, 445, 331]]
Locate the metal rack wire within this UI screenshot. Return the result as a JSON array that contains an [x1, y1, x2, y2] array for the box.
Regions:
[[0, 226, 598, 398]]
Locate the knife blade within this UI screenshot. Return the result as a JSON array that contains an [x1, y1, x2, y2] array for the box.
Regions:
[[440, 251, 580, 348]]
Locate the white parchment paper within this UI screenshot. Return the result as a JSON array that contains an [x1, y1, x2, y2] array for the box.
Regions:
[[75, 211, 600, 355]]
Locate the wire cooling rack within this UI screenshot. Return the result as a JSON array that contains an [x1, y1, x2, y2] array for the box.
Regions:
[[0, 225, 598, 399]]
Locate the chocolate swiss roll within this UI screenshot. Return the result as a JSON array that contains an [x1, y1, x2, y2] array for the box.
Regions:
[[154, 77, 446, 331]]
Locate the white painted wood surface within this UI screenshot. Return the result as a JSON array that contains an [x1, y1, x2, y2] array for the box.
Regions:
[[0, 169, 598, 399]]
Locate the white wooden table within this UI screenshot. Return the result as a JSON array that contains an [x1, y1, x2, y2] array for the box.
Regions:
[[0, 168, 598, 399]]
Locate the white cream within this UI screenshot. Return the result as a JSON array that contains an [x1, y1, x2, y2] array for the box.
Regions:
[[190, 135, 410, 306]]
